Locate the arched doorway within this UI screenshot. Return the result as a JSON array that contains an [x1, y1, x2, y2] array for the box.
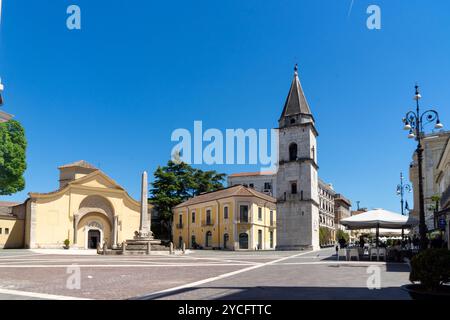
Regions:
[[88, 229, 101, 249], [223, 233, 229, 249], [77, 213, 111, 250], [205, 231, 212, 247], [75, 195, 115, 249], [239, 233, 248, 249]]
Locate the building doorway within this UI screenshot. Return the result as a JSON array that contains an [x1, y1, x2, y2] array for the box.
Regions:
[[205, 231, 212, 247], [258, 230, 263, 250], [239, 233, 248, 249], [223, 233, 229, 249], [88, 229, 101, 249]]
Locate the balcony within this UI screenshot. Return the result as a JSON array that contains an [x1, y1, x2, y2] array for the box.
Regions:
[[201, 220, 214, 227], [176, 223, 184, 229]]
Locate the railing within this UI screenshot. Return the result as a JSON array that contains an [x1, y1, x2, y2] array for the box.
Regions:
[[237, 217, 250, 224], [201, 220, 214, 226]]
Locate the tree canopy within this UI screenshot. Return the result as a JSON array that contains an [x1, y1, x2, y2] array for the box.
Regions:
[[150, 160, 226, 224], [0, 120, 27, 195]]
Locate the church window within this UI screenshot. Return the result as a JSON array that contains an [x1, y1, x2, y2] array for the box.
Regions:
[[291, 182, 297, 195], [289, 143, 298, 161]]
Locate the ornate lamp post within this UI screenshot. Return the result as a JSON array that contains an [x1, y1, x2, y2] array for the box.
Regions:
[[403, 85, 444, 250], [396, 172, 411, 240]]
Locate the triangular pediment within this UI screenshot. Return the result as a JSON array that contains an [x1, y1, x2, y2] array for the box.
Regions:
[[70, 171, 124, 191]]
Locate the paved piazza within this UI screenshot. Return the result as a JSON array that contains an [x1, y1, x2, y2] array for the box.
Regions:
[[0, 248, 411, 300]]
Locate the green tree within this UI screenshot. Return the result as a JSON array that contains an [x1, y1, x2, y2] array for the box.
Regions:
[[150, 160, 226, 239], [336, 229, 350, 243], [0, 120, 27, 195]]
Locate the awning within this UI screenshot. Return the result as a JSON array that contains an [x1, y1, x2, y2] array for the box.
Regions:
[[341, 209, 419, 230]]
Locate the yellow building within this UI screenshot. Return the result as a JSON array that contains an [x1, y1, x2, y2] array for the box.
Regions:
[[0, 161, 145, 249], [173, 185, 277, 251]]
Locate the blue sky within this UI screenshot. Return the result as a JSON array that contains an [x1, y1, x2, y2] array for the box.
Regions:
[[1, 0, 449, 212]]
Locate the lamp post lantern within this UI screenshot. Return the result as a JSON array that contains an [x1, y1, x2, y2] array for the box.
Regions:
[[402, 85, 444, 251], [396, 172, 411, 241]]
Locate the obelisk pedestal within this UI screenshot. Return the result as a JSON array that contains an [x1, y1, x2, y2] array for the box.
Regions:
[[123, 171, 163, 255]]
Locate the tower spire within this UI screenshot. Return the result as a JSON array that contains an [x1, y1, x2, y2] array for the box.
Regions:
[[279, 64, 313, 122]]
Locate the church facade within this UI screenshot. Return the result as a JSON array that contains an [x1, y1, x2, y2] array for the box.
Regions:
[[0, 161, 144, 249]]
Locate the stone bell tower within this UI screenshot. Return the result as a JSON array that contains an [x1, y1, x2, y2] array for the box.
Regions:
[[276, 65, 320, 251]]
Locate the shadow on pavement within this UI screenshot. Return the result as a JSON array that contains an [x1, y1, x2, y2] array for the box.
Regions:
[[139, 285, 410, 300]]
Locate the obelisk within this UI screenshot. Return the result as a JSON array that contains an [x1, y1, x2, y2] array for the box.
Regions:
[[138, 171, 152, 239]]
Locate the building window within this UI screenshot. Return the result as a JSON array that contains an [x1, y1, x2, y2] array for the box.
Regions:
[[264, 182, 272, 190], [192, 211, 196, 223], [239, 233, 249, 249], [291, 182, 297, 194], [178, 236, 183, 249], [223, 206, 229, 220], [179, 213, 183, 226], [258, 207, 262, 220], [239, 205, 249, 223], [301, 190, 304, 200], [191, 235, 196, 247], [270, 211, 274, 226], [0, 228, 2, 234], [290, 118, 296, 124], [5, 228, 9, 235], [249, 183, 254, 189], [206, 210, 212, 225], [289, 143, 298, 161]]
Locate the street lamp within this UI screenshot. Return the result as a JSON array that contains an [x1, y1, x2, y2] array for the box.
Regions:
[[396, 172, 412, 241], [0, 78, 4, 106], [402, 85, 444, 251]]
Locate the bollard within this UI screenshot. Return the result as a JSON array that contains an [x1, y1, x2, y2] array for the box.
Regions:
[[147, 241, 151, 255], [182, 242, 186, 254], [122, 241, 127, 255], [169, 242, 174, 255]]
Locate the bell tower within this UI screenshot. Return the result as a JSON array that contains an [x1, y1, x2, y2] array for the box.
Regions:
[[276, 65, 320, 251]]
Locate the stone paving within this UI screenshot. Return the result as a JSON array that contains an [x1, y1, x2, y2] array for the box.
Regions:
[[0, 248, 411, 300]]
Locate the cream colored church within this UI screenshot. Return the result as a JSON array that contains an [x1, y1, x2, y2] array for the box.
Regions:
[[0, 161, 146, 249]]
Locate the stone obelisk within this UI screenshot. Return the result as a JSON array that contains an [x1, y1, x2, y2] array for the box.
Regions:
[[138, 171, 153, 239]]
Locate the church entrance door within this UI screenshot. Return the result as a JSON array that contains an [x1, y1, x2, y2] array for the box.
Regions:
[[88, 230, 101, 249]]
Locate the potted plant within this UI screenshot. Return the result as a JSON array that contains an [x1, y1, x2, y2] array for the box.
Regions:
[[403, 249, 450, 300], [63, 239, 70, 250]]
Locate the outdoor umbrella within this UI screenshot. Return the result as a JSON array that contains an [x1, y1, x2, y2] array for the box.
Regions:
[[340, 209, 419, 246]]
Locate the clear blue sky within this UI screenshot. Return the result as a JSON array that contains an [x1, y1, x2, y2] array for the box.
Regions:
[[1, 0, 449, 212]]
